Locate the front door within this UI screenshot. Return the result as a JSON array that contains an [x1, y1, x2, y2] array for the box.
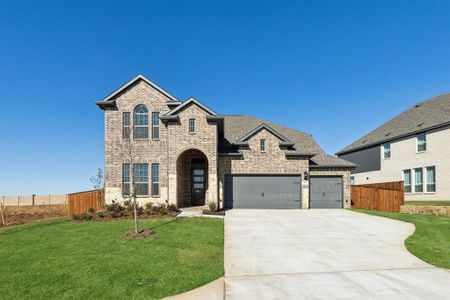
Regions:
[[191, 160, 206, 206]]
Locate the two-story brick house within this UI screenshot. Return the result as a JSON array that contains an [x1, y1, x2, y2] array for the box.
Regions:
[[337, 94, 450, 201], [97, 74, 354, 209]]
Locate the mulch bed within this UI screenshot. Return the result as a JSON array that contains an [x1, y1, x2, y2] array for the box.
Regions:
[[122, 229, 156, 239], [0, 212, 67, 228], [202, 210, 225, 216]]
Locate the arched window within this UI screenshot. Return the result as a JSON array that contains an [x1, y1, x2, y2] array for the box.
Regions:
[[134, 105, 149, 139]]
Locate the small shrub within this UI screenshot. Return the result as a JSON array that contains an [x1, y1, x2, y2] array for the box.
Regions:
[[105, 202, 123, 213], [72, 213, 94, 221], [87, 208, 95, 214], [108, 211, 123, 218], [97, 210, 106, 218], [158, 204, 168, 215], [167, 204, 177, 214], [208, 201, 217, 212], [144, 202, 154, 215]]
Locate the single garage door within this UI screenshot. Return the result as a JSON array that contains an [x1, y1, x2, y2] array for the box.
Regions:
[[224, 175, 301, 209], [309, 176, 343, 208]]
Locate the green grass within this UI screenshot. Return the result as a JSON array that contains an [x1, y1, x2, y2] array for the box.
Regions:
[[0, 217, 224, 299], [405, 201, 450, 206], [353, 209, 450, 269]]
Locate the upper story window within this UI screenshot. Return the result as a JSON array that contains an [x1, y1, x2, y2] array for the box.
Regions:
[[189, 118, 196, 133], [403, 169, 411, 193], [260, 139, 266, 152], [134, 105, 149, 139], [416, 133, 426, 152], [426, 166, 436, 193], [123, 112, 131, 139], [152, 112, 160, 140], [383, 143, 391, 159], [414, 167, 423, 193]]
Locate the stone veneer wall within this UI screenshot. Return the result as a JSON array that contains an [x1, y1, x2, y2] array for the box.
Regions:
[[400, 205, 450, 217], [218, 129, 310, 209], [309, 168, 352, 208]]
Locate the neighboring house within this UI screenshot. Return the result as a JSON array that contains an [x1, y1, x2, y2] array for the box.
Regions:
[[97, 74, 354, 209], [337, 94, 450, 201]]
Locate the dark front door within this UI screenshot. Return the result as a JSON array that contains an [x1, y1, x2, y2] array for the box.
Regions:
[[191, 159, 206, 206]]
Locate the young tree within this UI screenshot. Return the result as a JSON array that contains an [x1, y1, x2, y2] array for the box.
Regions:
[[122, 138, 144, 235], [90, 168, 104, 189], [90, 168, 104, 210]]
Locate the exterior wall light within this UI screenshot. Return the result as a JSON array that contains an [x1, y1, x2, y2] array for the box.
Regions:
[[304, 172, 309, 181]]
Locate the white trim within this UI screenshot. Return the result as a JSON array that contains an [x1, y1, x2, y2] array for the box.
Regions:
[[99, 74, 180, 103], [166, 97, 218, 116]]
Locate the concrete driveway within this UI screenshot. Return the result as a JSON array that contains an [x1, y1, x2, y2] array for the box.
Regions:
[[225, 209, 450, 299]]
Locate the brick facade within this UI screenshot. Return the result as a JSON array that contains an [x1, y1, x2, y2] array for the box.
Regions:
[[102, 77, 352, 209]]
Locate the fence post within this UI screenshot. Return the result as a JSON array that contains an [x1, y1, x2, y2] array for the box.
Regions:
[[32, 194, 35, 206]]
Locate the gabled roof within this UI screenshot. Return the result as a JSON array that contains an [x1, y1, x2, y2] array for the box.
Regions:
[[165, 97, 218, 116], [337, 93, 450, 154], [236, 123, 292, 143], [219, 115, 354, 168], [96, 74, 182, 108]]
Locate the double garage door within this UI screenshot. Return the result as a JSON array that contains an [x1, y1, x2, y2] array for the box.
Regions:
[[224, 175, 342, 209]]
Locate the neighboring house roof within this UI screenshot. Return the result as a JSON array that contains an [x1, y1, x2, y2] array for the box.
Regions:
[[220, 115, 354, 168], [96, 74, 182, 108], [165, 97, 218, 116], [337, 93, 450, 155]]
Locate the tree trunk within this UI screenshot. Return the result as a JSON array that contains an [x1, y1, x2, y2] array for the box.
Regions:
[[133, 196, 139, 234]]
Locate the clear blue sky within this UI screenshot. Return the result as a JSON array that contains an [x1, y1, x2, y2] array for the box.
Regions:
[[1, 0, 450, 195]]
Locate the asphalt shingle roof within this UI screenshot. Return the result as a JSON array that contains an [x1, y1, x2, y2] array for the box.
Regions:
[[337, 93, 450, 154], [221, 115, 354, 168]]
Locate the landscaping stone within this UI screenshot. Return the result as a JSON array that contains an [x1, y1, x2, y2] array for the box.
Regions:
[[400, 205, 450, 217]]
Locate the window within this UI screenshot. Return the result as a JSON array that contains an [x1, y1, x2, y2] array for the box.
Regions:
[[383, 143, 391, 159], [414, 168, 423, 193], [189, 118, 196, 133], [122, 164, 130, 196], [350, 176, 355, 185], [417, 133, 426, 152], [152, 163, 160, 196], [426, 166, 436, 193], [134, 105, 149, 139], [123, 112, 130, 139], [152, 112, 160, 140], [403, 169, 411, 193], [134, 164, 149, 196], [260, 139, 266, 152]]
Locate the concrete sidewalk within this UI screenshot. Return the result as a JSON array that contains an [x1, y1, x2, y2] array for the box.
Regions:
[[224, 209, 450, 299]]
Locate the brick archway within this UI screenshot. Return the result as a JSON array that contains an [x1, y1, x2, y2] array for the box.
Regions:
[[176, 149, 209, 207]]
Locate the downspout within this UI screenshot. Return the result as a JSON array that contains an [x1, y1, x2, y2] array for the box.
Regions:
[[167, 121, 170, 205]]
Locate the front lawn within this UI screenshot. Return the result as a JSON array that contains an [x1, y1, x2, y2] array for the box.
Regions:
[[0, 217, 224, 299], [353, 210, 450, 269], [405, 201, 450, 206]]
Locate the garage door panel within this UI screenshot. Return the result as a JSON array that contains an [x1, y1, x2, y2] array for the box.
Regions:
[[310, 177, 343, 209], [225, 175, 301, 209]]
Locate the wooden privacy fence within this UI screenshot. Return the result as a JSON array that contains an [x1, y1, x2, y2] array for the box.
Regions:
[[68, 189, 105, 215], [351, 181, 404, 212]]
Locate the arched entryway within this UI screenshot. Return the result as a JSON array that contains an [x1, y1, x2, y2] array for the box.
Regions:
[[176, 149, 209, 207]]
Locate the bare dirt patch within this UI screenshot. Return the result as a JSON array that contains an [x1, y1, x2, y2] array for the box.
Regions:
[[122, 229, 156, 239]]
